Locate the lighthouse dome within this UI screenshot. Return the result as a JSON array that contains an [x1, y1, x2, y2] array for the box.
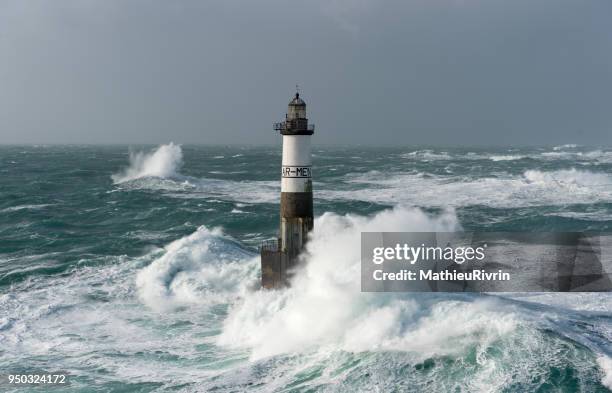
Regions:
[[287, 92, 307, 120], [289, 93, 306, 106]]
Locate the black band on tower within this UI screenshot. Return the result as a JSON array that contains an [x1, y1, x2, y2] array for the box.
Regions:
[[280, 192, 313, 218]]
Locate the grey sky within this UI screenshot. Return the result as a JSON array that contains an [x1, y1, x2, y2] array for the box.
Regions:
[[1, 0, 611, 146]]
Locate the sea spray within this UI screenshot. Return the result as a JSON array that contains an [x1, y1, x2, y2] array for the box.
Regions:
[[210, 204, 604, 390], [112, 143, 183, 183], [598, 355, 612, 389], [136, 226, 258, 311], [215, 206, 518, 360]]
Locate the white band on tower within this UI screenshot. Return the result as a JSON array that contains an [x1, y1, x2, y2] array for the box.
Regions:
[[281, 135, 312, 193]]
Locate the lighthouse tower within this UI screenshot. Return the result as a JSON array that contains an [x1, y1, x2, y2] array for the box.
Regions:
[[261, 90, 315, 289]]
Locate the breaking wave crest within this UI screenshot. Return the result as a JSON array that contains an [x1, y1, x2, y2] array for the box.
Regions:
[[198, 207, 608, 390], [524, 168, 612, 187], [218, 206, 475, 359], [136, 226, 258, 311], [488, 155, 525, 161], [553, 144, 579, 151], [112, 143, 183, 183]]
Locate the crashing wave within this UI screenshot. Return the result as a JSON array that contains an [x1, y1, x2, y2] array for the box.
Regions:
[[136, 226, 258, 311], [217, 206, 476, 359], [112, 143, 183, 183]]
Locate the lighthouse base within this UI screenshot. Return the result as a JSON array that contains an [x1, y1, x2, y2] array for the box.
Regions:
[[260, 240, 302, 289]]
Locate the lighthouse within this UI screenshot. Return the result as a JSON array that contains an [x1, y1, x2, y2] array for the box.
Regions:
[[261, 90, 315, 289]]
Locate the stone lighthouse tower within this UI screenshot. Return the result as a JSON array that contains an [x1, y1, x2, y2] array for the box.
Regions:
[[261, 90, 315, 289]]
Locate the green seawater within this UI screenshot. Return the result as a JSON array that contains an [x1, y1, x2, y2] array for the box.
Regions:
[[0, 144, 611, 392]]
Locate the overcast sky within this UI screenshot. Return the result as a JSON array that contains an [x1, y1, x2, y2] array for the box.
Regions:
[[1, 0, 611, 146]]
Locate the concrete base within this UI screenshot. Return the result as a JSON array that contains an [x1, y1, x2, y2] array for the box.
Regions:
[[260, 240, 302, 289]]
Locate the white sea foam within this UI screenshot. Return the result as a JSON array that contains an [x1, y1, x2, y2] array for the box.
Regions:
[[553, 144, 579, 151], [579, 150, 612, 163], [134, 166, 612, 208], [181, 179, 278, 204], [215, 206, 521, 361], [524, 168, 612, 187], [0, 252, 223, 385], [541, 149, 612, 163], [488, 155, 525, 161], [210, 208, 610, 388], [456, 148, 612, 163], [112, 143, 183, 183], [320, 168, 612, 208], [598, 355, 612, 389], [0, 204, 53, 213], [402, 149, 452, 160], [115, 172, 279, 204], [109, 145, 612, 208], [108, 143, 280, 202], [136, 226, 258, 311]]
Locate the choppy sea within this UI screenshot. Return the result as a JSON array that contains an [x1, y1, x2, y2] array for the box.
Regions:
[[1, 143, 611, 392]]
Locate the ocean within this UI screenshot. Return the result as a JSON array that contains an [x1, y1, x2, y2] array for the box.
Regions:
[[1, 143, 611, 392]]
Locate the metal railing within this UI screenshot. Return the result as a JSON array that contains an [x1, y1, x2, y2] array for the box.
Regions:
[[273, 122, 315, 132]]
